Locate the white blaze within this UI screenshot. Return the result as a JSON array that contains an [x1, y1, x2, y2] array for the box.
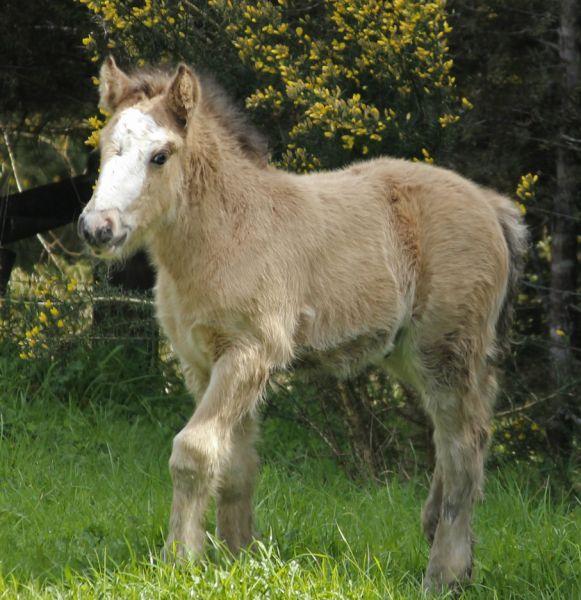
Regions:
[[93, 108, 168, 212]]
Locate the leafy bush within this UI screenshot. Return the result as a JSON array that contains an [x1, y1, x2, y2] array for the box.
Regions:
[[80, 0, 465, 167]]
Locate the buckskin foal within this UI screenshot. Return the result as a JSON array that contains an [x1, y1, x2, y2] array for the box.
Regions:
[[78, 57, 527, 590]]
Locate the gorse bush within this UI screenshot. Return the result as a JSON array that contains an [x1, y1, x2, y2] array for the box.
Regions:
[[211, 0, 467, 170], [1, 264, 160, 377], [2, 272, 81, 361]]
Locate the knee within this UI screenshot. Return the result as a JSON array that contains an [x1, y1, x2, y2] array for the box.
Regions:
[[169, 426, 227, 489], [433, 427, 489, 501]]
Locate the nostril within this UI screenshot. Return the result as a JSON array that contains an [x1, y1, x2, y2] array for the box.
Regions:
[[96, 223, 113, 245], [78, 212, 120, 248]]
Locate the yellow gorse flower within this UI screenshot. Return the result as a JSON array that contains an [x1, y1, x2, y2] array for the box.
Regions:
[[461, 97, 474, 110], [516, 172, 539, 215], [14, 270, 80, 360]]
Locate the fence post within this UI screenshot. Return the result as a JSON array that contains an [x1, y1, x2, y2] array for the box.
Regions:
[[0, 247, 16, 297]]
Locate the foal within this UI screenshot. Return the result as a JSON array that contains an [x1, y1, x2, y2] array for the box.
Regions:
[[79, 58, 527, 589]]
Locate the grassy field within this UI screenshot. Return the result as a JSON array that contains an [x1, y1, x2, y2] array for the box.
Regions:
[[0, 349, 579, 599]]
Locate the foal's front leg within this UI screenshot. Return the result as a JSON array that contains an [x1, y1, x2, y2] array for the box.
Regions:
[[164, 345, 269, 559]]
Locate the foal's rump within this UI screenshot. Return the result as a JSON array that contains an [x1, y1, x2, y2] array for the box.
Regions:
[[376, 159, 525, 389]]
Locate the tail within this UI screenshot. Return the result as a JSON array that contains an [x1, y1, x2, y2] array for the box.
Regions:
[[489, 193, 529, 350]]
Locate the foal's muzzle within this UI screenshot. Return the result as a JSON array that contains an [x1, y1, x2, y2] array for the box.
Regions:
[[78, 209, 127, 252]]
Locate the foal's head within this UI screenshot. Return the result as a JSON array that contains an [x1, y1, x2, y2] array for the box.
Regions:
[[79, 57, 198, 258]]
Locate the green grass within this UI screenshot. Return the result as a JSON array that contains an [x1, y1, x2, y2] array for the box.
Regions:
[[0, 351, 579, 598]]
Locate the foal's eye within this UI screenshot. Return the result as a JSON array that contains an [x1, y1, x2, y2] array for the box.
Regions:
[[151, 152, 168, 166]]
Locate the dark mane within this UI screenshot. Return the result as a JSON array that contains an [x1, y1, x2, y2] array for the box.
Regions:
[[198, 73, 270, 167], [128, 65, 269, 167]]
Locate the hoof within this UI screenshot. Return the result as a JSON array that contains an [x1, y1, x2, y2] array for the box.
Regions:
[[423, 560, 472, 594], [161, 538, 200, 564]]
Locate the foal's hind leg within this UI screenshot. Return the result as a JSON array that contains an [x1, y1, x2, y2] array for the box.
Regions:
[[423, 372, 494, 590], [216, 415, 259, 553]]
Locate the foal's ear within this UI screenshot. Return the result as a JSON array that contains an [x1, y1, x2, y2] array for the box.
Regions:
[[166, 64, 200, 126], [99, 56, 132, 113]]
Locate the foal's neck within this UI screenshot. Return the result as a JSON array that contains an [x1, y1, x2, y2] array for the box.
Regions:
[[149, 129, 271, 286]]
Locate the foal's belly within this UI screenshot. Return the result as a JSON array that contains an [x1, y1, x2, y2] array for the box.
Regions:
[[293, 325, 424, 390], [294, 329, 396, 378]]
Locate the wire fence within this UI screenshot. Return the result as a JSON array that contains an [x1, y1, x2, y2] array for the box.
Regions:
[[0, 271, 161, 363], [2, 259, 578, 363]]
